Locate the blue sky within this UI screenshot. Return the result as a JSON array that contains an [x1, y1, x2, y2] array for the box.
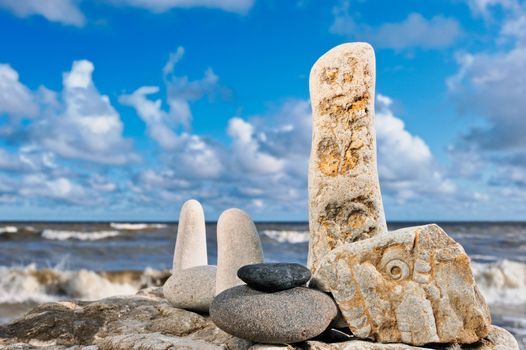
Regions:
[[0, 0, 525, 221]]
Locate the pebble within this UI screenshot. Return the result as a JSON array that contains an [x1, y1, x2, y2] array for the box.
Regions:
[[237, 263, 311, 292], [163, 265, 216, 313], [210, 285, 337, 344]]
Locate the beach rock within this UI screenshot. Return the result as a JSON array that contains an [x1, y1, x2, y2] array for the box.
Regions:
[[237, 263, 311, 292], [308, 42, 388, 275], [0, 292, 516, 350], [172, 199, 207, 272], [210, 285, 338, 344], [303, 326, 518, 350], [216, 208, 264, 294], [0, 292, 251, 350], [163, 265, 216, 313], [312, 224, 492, 346]]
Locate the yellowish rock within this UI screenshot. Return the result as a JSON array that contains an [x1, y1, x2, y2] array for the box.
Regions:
[[312, 224, 492, 346], [308, 42, 387, 274]]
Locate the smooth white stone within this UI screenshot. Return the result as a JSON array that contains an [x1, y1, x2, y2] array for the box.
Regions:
[[172, 199, 207, 272], [215, 208, 264, 295]]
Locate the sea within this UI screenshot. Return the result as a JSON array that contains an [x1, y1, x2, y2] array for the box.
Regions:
[[0, 221, 525, 349]]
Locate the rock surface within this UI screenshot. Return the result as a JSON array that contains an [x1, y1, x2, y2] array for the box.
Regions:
[[172, 199, 207, 272], [163, 265, 217, 313], [0, 290, 517, 350], [216, 208, 264, 294], [210, 285, 338, 344], [237, 263, 311, 292], [308, 42, 387, 275], [0, 288, 252, 350], [312, 224, 492, 346]]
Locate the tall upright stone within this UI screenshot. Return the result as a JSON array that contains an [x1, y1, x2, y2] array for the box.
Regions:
[[216, 208, 264, 294], [172, 199, 207, 272], [308, 43, 387, 273]]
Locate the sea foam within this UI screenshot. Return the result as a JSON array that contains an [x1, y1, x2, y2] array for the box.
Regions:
[[110, 223, 167, 230], [261, 230, 309, 243], [41, 230, 120, 241], [473, 260, 526, 305], [0, 226, 18, 234], [0, 264, 168, 304]]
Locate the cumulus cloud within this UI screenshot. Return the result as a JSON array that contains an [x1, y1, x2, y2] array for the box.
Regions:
[[331, 2, 462, 50], [34, 60, 136, 165], [0, 64, 38, 118], [375, 95, 455, 202], [228, 117, 285, 175], [447, 0, 526, 201], [0, 0, 85, 26]]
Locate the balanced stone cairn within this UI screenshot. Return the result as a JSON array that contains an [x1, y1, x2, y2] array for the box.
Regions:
[[161, 42, 519, 349]]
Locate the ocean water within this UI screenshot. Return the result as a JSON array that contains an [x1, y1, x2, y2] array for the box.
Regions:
[[0, 221, 525, 348]]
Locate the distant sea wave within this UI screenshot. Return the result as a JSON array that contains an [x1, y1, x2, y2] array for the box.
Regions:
[[260, 230, 309, 243], [41, 229, 121, 241], [110, 223, 168, 230]]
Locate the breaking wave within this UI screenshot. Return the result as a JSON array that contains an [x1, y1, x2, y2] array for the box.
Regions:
[[260, 230, 309, 243], [472, 260, 526, 305], [0, 264, 169, 304], [41, 230, 121, 241], [0, 226, 18, 234], [109, 223, 167, 230]]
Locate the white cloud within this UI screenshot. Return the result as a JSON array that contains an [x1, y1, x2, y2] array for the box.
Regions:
[[107, 0, 254, 14], [228, 117, 285, 175], [0, 64, 38, 117], [448, 2, 526, 152], [375, 94, 455, 202], [120, 47, 219, 148], [0, 0, 85, 26], [331, 2, 462, 50], [32, 60, 135, 165], [19, 175, 90, 204]]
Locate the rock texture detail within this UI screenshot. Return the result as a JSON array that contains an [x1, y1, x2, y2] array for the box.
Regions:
[[312, 224, 492, 345], [172, 199, 207, 272], [308, 42, 387, 274], [216, 208, 264, 294], [210, 285, 338, 344]]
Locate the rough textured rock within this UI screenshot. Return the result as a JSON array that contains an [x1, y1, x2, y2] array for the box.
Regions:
[[210, 285, 338, 344], [216, 208, 264, 294], [163, 265, 217, 313], [172, 199, 207, 272], [0, 290, 251, 350], [308, 42, 387, 274], [312, 224, 492, 346], [0, 291, 516, 350], [237, 263, 311, 292], [96, 333, 223, 350]]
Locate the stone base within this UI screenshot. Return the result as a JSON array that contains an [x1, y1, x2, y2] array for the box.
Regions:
[[0, 289, 518, 350]]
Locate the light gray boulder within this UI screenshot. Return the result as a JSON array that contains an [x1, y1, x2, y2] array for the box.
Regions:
[[210, 285, 338, 344], [163, 265, 216, 313], [216, 208, 264, 294]]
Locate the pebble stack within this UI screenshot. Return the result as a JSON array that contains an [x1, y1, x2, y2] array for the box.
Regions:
[[210, 262, 338, 344]]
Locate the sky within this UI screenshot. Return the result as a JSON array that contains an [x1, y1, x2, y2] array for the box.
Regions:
[[0, 0, 525, 222]]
